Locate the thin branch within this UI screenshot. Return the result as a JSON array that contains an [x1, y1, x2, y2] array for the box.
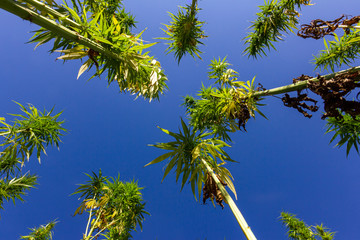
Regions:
[[321, 24, 360, 29], [85, 209, 102, 240], [253, 65, 360, 98], [201, 158, 257, 240], [84, 200, 95, 237], [89, 219, 119, 240]]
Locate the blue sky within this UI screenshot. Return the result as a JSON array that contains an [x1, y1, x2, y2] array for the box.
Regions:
[[1, 0, 360, 239]]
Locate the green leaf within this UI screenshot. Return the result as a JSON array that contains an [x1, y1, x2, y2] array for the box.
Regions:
[[92, 36, 113, 45], [144, 151, 175, 167], [161, 157, 177, 182], [77, 59, 92, 79], [56, 52, 87, 60]]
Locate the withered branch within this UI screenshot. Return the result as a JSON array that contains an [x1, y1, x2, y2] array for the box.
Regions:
[[298, 15, 360, 39], [308, 72, 360, 119]]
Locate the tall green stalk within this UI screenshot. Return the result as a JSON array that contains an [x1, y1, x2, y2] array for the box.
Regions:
[[253, 65, 360, 98], [0, 0, 125, 63], [201, 158, 257, 240]]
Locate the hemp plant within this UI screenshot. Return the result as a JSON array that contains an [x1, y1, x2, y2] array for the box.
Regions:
[[183, 57, 267, 142], [0, 0, 167, 101], [146, 118, 257, 240], [20, 220, 57, 240], [0, 102, 65, 212], [280, 212, 335, 240], [160, 0, 206, 63], [244, 0, 313, 58], [73, 170, 148, 240]]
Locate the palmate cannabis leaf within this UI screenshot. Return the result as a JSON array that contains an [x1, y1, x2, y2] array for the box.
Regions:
[[160, 0, 206, 63], [146, 118, 237, 201]]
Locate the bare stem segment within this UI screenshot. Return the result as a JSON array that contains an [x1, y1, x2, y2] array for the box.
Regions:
[[253, 66, 360, 98], [201, 158, 257, 240]]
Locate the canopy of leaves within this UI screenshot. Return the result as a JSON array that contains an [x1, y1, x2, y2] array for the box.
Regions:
[[25, 0, 167, 101], [0, 102, 65, 164], [184, 58, 266, 142], [73, 170, 148, 240], [159, 1, 206, 63], [280, 212, 335, 240], [146, 118, 237, 201], [20, 221, 56, 240], [314, 31, 360, 71], [326, 113, 360, 156], [0, 103, 65, 212], [244, 0, 312, 58], [0, 174, 37, 211]]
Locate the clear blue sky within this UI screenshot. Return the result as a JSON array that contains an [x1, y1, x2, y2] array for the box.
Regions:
[[1, 0, 360, 239]]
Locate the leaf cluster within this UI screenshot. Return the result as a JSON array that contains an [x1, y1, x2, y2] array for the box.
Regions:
[[314, 30, 360, 71], [160, 2, 206, 63], [326, 112, 360, 156], [0, 174, 37, 212], [184, 58, 266, 142], [280, 212, 335, 240], [73, 170, 148, 240], [27, 0, 167, 101], [0, 103, 65, 212], [0, 102, 65, 164], [146, 119, 237, 201], [21, 220, 56, 240], [244, 0, 312, 58]]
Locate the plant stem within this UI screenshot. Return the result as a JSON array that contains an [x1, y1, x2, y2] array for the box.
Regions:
[[85, 208, 103, 240], [201, 158, 257, 240], [0, 0, 125, 61], [89, 219, 118, 240], [253, 65, 360, 98], [19, 0, 81, 28], [190, 0, 197, 17], [84, 202, 94, 237], [319, 25, 360, 30]]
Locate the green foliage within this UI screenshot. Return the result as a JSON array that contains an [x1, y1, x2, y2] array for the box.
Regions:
[[27, 0, 167, 101], [326, 113, 360, 156], [146, 118, 237, 201], [184, 58, 266, 142], [314, 31, 360, 71], [0, 103, 65, 212], [73, 170, 148, 240], [280, 212, 335, 240], [184, 85, 239, 142], [0, 174, 37, 211], [160, 1, 206, 63], [0, 102, 65, 164], [21, 221, 56, 240], [208, 57, 242, 88], [244, 0, 312, 58]]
